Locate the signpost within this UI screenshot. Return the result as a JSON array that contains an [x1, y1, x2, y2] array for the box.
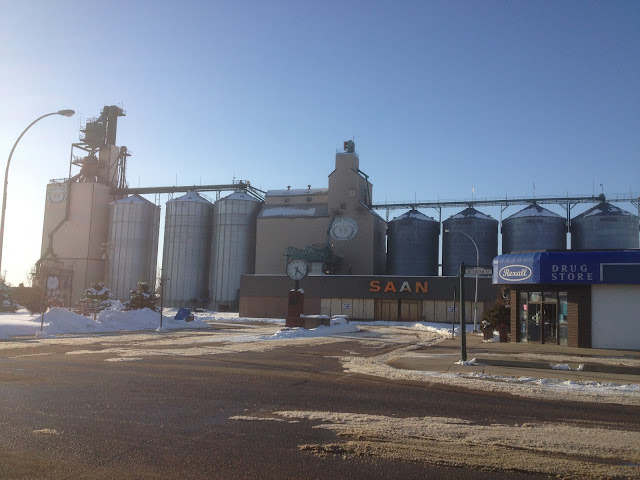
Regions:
[[459, 263, 467, 362], [464, 266, 493, 276]]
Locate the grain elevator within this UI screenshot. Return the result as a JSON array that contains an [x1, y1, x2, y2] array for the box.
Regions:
[[37, 106, 144, 305]]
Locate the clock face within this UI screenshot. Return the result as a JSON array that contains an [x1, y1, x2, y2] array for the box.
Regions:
[[286, 259, 308, 280], [330, 217, 358, 241], [47, 185, 67, 204]]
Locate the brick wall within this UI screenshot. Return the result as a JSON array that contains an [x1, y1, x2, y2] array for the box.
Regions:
[[567, 285, 592, 348], [510, 289, 518, 341], [239, 296, 321, 319]]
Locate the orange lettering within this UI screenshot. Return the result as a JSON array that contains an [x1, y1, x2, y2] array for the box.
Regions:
[[384, 281, 397, 293], [369, 280, 381, 293], [416, 282, 428, 293]]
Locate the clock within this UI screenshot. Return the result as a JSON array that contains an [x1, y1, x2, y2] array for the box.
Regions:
[[330, 217, 358, 241], [286, 259, 308, 280], [47, 185, 67, 204]]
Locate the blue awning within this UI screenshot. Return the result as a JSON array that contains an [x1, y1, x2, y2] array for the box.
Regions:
[[492, 250, 640, 285]]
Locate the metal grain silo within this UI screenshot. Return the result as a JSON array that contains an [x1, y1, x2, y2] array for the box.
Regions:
[[442, 208, 498, 276], [570, 202, 639, 250], [387, 210, 439, 275], [162, 191, 213, 307], [502, 204, 566, 254], [209, 192, 262, 311], [106, 195, 161, 300]]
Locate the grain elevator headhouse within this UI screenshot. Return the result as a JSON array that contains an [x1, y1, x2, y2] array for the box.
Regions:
[[255, 140, 386, 277], [36, 106, 152, 306]]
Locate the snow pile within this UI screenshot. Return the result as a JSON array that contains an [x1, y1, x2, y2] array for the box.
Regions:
[[0, 307, 209, 338], [455, 358, 481, 366], [189, 310, 285, 325], [271, 317, 360, 339], [409, 323, 455, 336]]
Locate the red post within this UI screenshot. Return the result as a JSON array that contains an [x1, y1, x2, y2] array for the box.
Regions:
[[286, 290, 305, 327]]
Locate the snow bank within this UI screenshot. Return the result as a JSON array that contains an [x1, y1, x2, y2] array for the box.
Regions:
[[271, 317, 360, 339], [0, 307, 210, 338]]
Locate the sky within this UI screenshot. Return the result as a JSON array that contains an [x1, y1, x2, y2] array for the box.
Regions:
[[0, 1, 638, 285]]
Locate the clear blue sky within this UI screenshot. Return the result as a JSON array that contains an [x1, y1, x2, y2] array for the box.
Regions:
[[1, 1, 638, 285]]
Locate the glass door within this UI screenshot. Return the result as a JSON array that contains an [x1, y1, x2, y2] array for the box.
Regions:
[[528, 302, 541, 342], [542, 292, 558, 344], [558, 292, 568, 346], [518, 292, 528, 342]]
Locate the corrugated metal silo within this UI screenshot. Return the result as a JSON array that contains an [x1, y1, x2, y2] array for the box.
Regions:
[[209, 191, 263, 311], [162, 191, 213, 306], [442, 208, 498, 276], [387, 210, 439, 275], [502, 204, 566, 254], [571, 202, 639, 250], [106, 195, 160, 300]]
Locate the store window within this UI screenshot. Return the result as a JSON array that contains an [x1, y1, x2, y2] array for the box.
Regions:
[[558, 292, 568, 346], [518, 292, 528, 342], [517, 290, 567, 344]]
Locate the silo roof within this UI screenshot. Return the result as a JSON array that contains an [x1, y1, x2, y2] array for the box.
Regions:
[[575, 202, 636, 218], [168, 191, 212, 203], [222, 191, 262, 202], [110, 194, 155, 206], [505, 204, 563, 220], [447, 207, 496, 222], [392, 209, 436, 222]]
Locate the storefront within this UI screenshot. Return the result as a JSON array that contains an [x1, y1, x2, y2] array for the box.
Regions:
[[240, 275, 498, 323], [493, 251, 640, 350]]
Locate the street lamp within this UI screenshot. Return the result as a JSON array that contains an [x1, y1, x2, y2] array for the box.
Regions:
[[0, 109, 75, 276], [445, 228, 480, 332]]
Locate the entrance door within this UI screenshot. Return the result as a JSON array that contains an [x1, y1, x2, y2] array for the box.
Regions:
[[519, 291, 562, 344], [527, 302, 541, 342], [400, 301, 421, 322], [378, 300, 399, 321], [543, 292, 558, 344]]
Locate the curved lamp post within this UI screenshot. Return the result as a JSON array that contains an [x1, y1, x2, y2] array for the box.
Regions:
[[445, 229, 479, 332], [0, 109, 75, 277]]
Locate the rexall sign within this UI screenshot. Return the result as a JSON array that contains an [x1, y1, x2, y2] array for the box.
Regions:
[[498, 265, 532, 282]]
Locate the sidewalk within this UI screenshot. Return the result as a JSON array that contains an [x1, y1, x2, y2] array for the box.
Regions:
[[389, 332, 640, 385]]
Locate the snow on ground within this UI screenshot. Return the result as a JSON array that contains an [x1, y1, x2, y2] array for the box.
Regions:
[[0, 308, 352, 340], [2, 309, 639, 405], [0, 308, 208, 338], [185, 310, 285, 325], [340, 344, 640, 406], [272, 317, 359, 339]]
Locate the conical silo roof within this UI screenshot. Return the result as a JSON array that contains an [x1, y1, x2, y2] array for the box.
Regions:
[[573, 202, 635, 219], [505, 204, 563, 220], [168, 191, 212, 203]]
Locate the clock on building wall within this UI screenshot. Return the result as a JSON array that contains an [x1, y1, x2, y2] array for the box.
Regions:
[[330, 217, 358, 241], [286, 258, 308, 280], [47, 185, 67, 204]]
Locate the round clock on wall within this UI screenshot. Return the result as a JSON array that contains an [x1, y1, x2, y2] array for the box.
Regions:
[[330, 217, 358, 241], [47, 185, 67, 204], [286, 259, 308, 280]]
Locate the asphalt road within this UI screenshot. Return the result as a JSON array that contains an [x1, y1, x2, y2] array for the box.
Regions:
[[1, 329, 638, 479]]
